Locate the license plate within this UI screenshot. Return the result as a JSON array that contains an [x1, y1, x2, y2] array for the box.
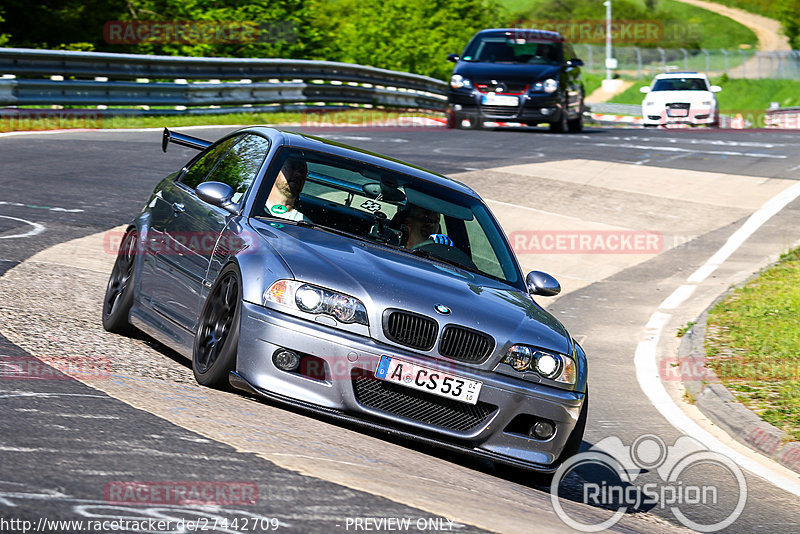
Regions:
[[667, 108, 688, 117], [481, 93, 519, 106], [374, 355, 482, 405]]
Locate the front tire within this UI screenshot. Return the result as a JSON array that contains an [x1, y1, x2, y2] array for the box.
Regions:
[[549, 101, 569, 133], [193, 264, 242, 387], [568, 105, 584, 133], [102, 228, 138, 336]]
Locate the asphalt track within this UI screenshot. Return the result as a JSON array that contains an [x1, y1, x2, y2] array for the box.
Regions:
[[1, 124, 799, 533]]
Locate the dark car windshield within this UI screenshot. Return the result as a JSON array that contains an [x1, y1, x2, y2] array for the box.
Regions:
[[652, 77, 709, 91], [462, 36, 562, 65], [252, 147, 521, 286]]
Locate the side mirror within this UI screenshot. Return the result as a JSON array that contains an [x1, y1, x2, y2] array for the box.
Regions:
[[710, 85, 722, 93], [447, 53, 460, 63], [567, 58, 584, 67], [196, 181, 238, 213], [525, 271, 561, 297], [640, 86, 651, 93]]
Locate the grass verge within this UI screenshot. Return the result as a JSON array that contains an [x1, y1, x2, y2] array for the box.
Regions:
[[705, 247, 800, 440]]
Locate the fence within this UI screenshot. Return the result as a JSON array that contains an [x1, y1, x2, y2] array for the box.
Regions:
[[0, 47, 448, 113], [579, 45, 800, 80]]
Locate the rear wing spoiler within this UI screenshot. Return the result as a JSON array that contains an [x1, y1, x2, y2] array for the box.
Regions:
[[162, 128, 212, 152]]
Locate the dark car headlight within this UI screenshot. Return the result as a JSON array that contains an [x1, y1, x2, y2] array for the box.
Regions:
[[264, 280, 368, 325], [532, 79, 558, 93], [450, 74, 473, 90], [502, 344, 575, 384]]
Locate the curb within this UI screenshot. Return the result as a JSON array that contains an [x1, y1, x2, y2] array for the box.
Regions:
[[679, 305, 800, 475]]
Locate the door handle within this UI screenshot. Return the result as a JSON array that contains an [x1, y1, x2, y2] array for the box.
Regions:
[[171, 202, 185, 214]]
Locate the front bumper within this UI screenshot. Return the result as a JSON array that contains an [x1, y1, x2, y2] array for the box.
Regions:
[[236, 301, 585, 471], [448, 90, 563, 124], [642, 106, 717, 126]]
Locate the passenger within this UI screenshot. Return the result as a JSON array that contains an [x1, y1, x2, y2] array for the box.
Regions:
[[266, 158, 308, 222]]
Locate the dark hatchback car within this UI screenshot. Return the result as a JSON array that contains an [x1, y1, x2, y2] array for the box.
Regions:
[[446, 28, 585, 132]]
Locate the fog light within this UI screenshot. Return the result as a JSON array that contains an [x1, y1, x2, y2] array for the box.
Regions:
[[540, 108, 552, 115], [273, 349, 301, 371], [530, 420, 555, 440]]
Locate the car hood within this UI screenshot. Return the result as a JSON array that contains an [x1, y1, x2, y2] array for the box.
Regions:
[[255, 222, 571, 356], [643, 90, 715, 105], [454, 62, 561, 84]]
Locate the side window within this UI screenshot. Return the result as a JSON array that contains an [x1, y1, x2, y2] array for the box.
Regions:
[[205, 134, 271, 203], [180, 136, 241, 189]]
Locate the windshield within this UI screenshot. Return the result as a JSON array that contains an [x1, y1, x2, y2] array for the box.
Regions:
[[251, 147, 521, 286], [652, 78, 709, 91], [462, 36, 562, 65]]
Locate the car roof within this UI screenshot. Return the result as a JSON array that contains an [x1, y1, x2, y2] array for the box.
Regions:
[[473, 28, 566, 43], [236, 127, 482, 199], [653, 71, 709, 80]]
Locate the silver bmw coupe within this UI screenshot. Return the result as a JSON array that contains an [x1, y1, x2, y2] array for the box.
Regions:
[[102, 127, 588, 473]]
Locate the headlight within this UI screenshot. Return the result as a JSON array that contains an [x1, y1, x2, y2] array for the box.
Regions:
[[264, 280, 368, 325], [450, 74, 472, 90], [533, 79, 558, 93], [502, 344, 575, 384], [645, 100, 656, 107], [701, 100, 712, 106]]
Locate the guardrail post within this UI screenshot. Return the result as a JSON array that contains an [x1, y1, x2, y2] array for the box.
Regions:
[[584, 44, 593, 73], [0, 79, 17, 105], [721, 49, 729, 75], [680, 48, 688, 71], [658, 47, 666, 72], [758, 51, 762, 79], [635, 47, 642, 78], [700, 48, 709, 76], [739, 49, 746, 78]]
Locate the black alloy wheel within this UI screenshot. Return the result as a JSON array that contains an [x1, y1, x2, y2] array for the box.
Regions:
[[193, 265, 241, 387], [102, 228, 138, 335]]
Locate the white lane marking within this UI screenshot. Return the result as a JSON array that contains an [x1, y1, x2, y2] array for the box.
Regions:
[[636, 180, 800, 497], [0, 201, 83, 213], [659, 285, 697, 310], [584, 142, 787, 159], [604, 135, 785, 148], [786, 163, 800, 172], [688, 180, 800, 283], [0, 216, 45, 239]]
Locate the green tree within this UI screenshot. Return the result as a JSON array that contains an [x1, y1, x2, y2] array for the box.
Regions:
[[314, 0, 501, 80]]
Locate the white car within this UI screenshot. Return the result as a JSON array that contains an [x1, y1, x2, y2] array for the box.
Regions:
[[640, 72, 721, 127]]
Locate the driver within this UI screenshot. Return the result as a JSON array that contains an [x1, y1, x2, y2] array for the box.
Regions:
[[266, 158, 308, 222], [402, 205, 453, 249]]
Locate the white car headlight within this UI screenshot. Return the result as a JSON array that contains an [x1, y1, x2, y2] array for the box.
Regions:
[[450, 74, 472, 90], [502, 344, 576, 384], [264, 280, 368, 325], [533, 78, 558, 93], [701, 100, 712, 106]]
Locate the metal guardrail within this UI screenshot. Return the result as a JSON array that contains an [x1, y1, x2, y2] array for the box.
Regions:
[[0, 48, 448, 112], [587, 103, 641, 116]]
